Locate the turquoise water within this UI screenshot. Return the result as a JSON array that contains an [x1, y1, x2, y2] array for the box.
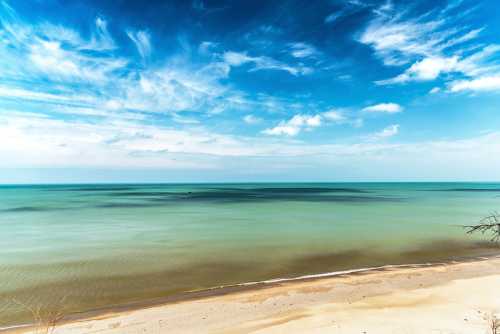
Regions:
[[1, 182, 499, 326]]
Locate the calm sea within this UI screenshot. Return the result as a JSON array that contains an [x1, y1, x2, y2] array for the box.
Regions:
[[1, 183, 499, 326]]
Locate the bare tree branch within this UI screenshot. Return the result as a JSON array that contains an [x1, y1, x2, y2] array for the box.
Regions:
[[463, 212, 500, 243]]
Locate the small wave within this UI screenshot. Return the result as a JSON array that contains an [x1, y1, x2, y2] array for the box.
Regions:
[[191, 263, 443, 292], [0, 323, 31, 332], [194, 256, 499, 293]]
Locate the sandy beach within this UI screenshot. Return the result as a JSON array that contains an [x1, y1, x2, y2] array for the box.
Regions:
[[5, 256, 500, 334]]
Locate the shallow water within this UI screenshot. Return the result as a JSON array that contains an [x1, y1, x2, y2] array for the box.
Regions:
[[0, 182, 499, 326]]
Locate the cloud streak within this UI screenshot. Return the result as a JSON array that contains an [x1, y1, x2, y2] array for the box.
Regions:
[[223, 51, 313, 76], [127, 30, 152, 59], [362, 103, 403, 113]]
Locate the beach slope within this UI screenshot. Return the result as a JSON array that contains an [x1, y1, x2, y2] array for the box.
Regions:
[[9, 257, 500, 334]]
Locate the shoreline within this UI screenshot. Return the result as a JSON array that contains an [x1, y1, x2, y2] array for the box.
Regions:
[[4, 254, 500, 333]]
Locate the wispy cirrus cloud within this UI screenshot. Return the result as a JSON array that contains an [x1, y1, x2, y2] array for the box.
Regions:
[[376, 46, 500, 85], [0, 0, 340, 158], [126, 29, 152, 59], [0, 2, 253, 121], [360, 1, 500, 92], [222, 51, 313, 76], [0, 6, 125, 85], [359, 8, 462, 66]]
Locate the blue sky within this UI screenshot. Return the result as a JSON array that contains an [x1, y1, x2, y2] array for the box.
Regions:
[[1, 0, 500, 183]]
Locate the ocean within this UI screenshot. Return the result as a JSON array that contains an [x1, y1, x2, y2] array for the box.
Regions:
[[1, 182, 499, 326]]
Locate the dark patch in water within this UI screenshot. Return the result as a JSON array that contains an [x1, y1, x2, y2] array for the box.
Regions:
[[1, 206, 50, 213], [94, 202, 160, 209], [436, 188, 500, 192], [49, 186, 138, 192], [107, 191, 179, 197], [1, 189, 401, 213], [219, 187, 369, 193], [97, 188, 396, 206], [180, 191, 394, 202], [151, 192, 399, 204], [105, 187, 368, 198]]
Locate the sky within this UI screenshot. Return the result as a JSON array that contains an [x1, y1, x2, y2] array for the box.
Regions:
[[1, 0, 500, 183]]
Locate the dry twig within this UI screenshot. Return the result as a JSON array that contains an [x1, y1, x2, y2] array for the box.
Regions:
[[487, 312, 500, 334], [463, 212, 500, 243], [12, 297, 67, 334]]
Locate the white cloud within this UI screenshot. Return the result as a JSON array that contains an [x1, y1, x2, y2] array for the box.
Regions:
[[441, 28, 484, 50], [288, 42, 318, 58], [359, 17, 446, 66], [322, 109, 345, 122], [377, 0, 393, 13], [0, 113, 270, 168], [91, 17, 116, 51], [324, 12, 343, 24], [198, 41, 217, 54], [376, 56, 459, 84], [222, 51, 313, 76], [223, 51, 253, 66], [377, 45, 500, 85], [429, 87, 441, 94], [127, 30, 152, 59], [360, 7, 482, 67], [453, 45, 500, 77], [0, 8, 126, 85], [251, 57, 313, 76], [371, 124, 399, 140], [263, 114, 321, 136], [362, 103, 402, 113], [243, 114, 262, 124], [171, 114, 201, 124], [27, 39, 126, 82], [0, 86, 97, 107], [449, 75, 500, 92], [119, 63, 235, 113]]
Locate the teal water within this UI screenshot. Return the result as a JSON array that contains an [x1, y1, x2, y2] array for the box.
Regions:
[[1, 182, 500, 326]]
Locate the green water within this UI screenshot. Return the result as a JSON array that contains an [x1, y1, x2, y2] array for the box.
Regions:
[[1, 183, 499, 326]]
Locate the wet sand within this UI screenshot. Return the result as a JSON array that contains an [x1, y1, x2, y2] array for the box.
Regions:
[[6, 255, 500, 334]]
